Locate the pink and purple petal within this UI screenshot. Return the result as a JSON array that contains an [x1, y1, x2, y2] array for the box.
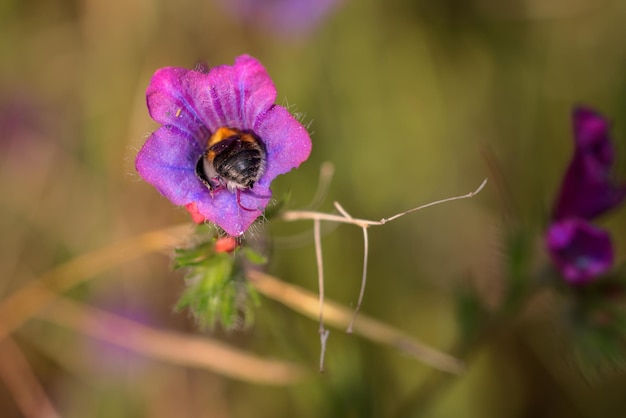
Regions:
[[218, 0, 343, 36], [200, 55, 277, 130], [194, 184, 272, 236], [150, 56, 277, 136], [135, 126, 208, 206], [146, 68, 211, 141], [546, 218, 613, 285], [553, 153, 626, 220], [552, 107, 626, 220], [573, 107, 613, 158], [137, 55, 312, 236], [255, 105, 312, 184]]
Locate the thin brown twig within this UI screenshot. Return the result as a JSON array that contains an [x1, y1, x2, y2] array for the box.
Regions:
[[381, 178, 487, 223], [333, 201, 369, 333], [281, 179, 487, 356], [0, 220, 465, 376], [281, 178, 488, 226], [248, 270, 465, 374], [348, 225, 369, 334], [313, 219, 329, 372], [0, 338, 61, 418], [34, 294, 307, 385]]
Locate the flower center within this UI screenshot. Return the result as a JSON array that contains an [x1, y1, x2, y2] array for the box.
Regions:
[[195, 127, 267, 192]]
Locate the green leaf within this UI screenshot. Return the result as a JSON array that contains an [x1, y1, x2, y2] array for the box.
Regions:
[[500, 225, 536, 314], [173, 235, 263, 331], [172, 241, 215, 269], [565, 286, 626, 382], [242, 246, 268, 265], [454, 281, 489, 345]]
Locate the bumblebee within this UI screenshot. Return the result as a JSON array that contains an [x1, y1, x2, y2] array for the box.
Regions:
[[195, 127, 267, 207]]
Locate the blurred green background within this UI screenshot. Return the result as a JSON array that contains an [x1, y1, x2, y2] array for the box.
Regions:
[[2, 0, 626, 417]]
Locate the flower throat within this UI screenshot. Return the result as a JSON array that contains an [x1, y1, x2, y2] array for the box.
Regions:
[[195, 127, 267, 192]]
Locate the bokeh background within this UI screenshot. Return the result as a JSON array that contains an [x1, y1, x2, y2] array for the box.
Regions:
[[2, 0, 626, 416]]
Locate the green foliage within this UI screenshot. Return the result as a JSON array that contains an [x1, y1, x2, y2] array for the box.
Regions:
[[563, 269, 626, 381], [501, 224, 537, 314], [454, 282, 489, 346], [241, 245, 268, 265], [173, 233, 266, 331]]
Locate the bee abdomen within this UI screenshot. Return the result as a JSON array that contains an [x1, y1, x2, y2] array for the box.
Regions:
[[214, 147, 266, 188], [196, 128, 267, 192]]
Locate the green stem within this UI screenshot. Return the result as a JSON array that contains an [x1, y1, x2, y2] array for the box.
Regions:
[[391, 282, 550, 417]]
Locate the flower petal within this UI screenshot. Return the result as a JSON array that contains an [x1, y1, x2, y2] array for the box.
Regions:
[[218, 0, 343, 36], [135, 126, 208, 205], [546, 218, 613, 285], [254, 105, 312, 187], [146, 68, 210, 141], [201, 55, 277, 131], [553, 154, 626, 220], [137, 55, 311, 237], [574, 107, 613, 157], [148, 56, 277, 138], [194, 184, 272, 236], [552, 107, 626, 220]]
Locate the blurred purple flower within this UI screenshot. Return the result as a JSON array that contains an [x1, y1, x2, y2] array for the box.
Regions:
[[552, 107, 626, 220], [546, 107, 625, 284], [546, 218, 614, 284], [136, 55, 312, 236], [217, 0, 342, 36], [0, 90, 48, 150]]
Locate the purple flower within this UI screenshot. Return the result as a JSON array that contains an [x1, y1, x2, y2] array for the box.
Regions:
[[545, 107, 625, 284], [136, 55, 312, 236], [217, 0, 343, 36], [546, 218, 614, 284], [552, 107, 626, 220]]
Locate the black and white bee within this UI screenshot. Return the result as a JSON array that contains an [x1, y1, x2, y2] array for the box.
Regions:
[[195, 127, 267, 211]]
